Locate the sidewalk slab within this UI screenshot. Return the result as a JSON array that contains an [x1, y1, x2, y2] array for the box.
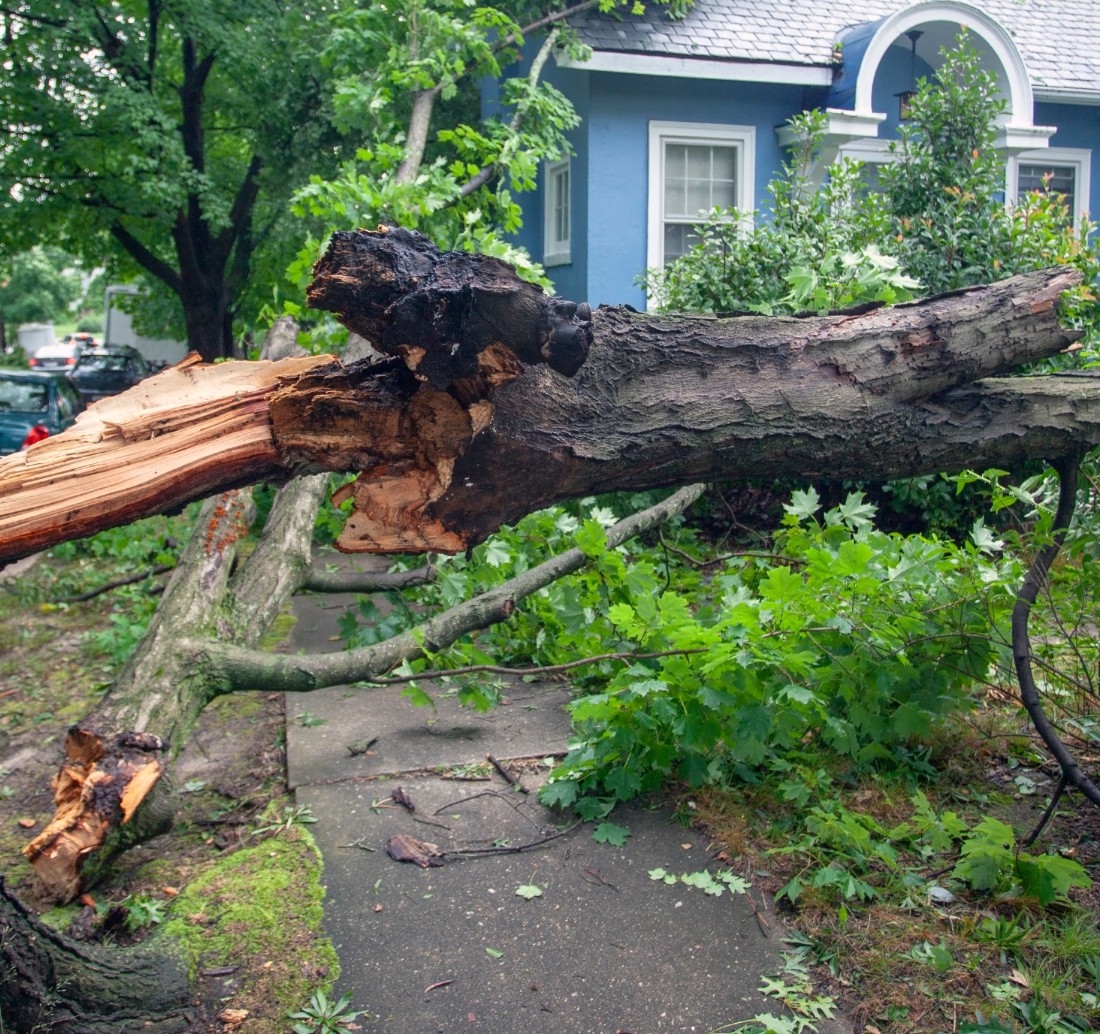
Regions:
[[296, 774, 784, 1034], [283, 563, 849, 1034], [286, 680, 574, 789]]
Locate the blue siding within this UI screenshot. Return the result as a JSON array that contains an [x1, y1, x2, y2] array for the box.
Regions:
[[564, 71, 804, 308], [507, 61, 1100, 309]]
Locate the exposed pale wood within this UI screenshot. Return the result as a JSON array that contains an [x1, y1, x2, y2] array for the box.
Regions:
[[0, 352, 331, 562]]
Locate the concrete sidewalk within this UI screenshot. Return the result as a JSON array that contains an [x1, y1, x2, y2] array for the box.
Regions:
[[283, 570, 842, 1034]]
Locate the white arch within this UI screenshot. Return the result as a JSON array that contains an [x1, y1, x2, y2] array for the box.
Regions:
[[852, 0, 1033, 124]]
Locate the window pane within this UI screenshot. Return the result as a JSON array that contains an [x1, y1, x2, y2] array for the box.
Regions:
[[665, 143, 738, 219], [664, 222, 703, 263], [553, 167, 570, 245], [1017, 163, 1076, 214]]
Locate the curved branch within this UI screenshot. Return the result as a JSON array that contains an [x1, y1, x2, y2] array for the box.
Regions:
[[301, 562, 437, 594], [1012, 455, 1100, 810], [203, 484, 707, 692], [493, 0, 600, 52], [108, 223, 183, 294], [457, 29, 560, 198]]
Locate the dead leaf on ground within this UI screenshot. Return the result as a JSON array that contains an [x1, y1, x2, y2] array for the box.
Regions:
[[386, 833, 445, 867]]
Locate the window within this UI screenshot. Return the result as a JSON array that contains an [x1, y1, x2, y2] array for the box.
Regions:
[[1007, 148, 1091, 231], [543, 158, 571, 267], [647, 122, 755, 272]]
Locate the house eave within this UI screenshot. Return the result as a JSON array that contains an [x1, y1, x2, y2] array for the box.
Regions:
[[556, 50, 835, 87], [1033, 86, 1100, 107]]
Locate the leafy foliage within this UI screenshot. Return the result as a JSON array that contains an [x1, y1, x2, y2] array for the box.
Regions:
[[645, 34, 1100, 359], [541, 490, 1009, 808], [0, 2, 350, 357], [0, 247, 81, 327]]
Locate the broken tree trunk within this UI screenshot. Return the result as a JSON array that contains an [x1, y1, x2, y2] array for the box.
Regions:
[[0, 228, 1092, 566], [0, 878, 194, 1033]]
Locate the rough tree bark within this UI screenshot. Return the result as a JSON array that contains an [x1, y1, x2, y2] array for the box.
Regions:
[[2, 230, 1098, 1030], [0, 879, 194, 1034], [0, 229, 1092, 565]]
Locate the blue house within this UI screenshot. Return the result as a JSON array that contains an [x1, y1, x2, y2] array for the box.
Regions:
[[509, 0, 1100, 309]]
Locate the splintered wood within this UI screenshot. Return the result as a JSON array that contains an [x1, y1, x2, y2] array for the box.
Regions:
[[23, 726, 170, 902], [0, 353, 332, 563]]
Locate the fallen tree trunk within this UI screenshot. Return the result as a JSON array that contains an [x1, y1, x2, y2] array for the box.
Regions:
[[0, 878, 194, 1033], [0, 229, 1089, 565]]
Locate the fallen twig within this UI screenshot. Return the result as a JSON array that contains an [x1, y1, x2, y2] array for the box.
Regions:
[[487, 753, 528, 793], [59, 563, 175, 603]]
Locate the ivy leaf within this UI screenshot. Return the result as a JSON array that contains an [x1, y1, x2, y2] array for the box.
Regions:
[[515, 884, 543, 900], [592, 821, 631, 846]]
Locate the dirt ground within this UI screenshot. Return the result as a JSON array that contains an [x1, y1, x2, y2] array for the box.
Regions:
[[0, 553, 318, 1032]]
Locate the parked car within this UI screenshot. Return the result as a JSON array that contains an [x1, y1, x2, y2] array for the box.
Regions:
[[28, 341, 85, 371], [68, 344, 151, 403], [0, 369, 84, 455]]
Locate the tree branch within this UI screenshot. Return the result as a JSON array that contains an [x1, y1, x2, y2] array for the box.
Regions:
[[199, 484, 707, 692], [301, 562, 436, 594], [108, 222, 183, 294], [493, 0, 600, 52], [1011, 455, 1100, 810], [457, 28, 560, 198]]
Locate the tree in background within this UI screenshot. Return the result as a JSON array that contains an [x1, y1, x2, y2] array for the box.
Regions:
[[0, 246, 81, 354], [0, 0, 347, 361], [285, 0, 608, 298]]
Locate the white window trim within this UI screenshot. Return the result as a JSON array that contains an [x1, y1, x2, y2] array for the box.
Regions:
[[1007, 147, 1092, 232], [646, 121, 756, 280], [543, 158, 571, 267]]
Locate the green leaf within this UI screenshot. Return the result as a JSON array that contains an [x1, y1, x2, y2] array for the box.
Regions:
[[485, 947, 504, 959], [592, 821, 631, 846], [783, 486, 821, 521], [538, 780, 578, 810], [574, 519, 608, 557], [1016, 853, 1091, 905], [401, 684, 435, 708], [515, 884, 543, 900]]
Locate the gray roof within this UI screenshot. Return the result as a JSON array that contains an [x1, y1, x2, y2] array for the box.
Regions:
[[567, 0, 1100, 96]]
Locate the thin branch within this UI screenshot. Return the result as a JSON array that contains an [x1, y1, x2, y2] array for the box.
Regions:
[[340, 647, 711, 685], [1020, 775, 1070, 848], [457, 28, 559, 198], [1012, 455, 1100, 810], [492, 0, 600, 52], [201, 485, 707, 692], [300, 563, 436, 594], [444, 822, 580, 858], [60, 564, 174, 604]]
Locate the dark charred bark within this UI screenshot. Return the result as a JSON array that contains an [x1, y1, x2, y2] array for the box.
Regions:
[[0, 879, 194, 1034]]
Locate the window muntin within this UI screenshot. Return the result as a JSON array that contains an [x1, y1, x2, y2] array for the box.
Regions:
[[1007, 148, 1091, 232]]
